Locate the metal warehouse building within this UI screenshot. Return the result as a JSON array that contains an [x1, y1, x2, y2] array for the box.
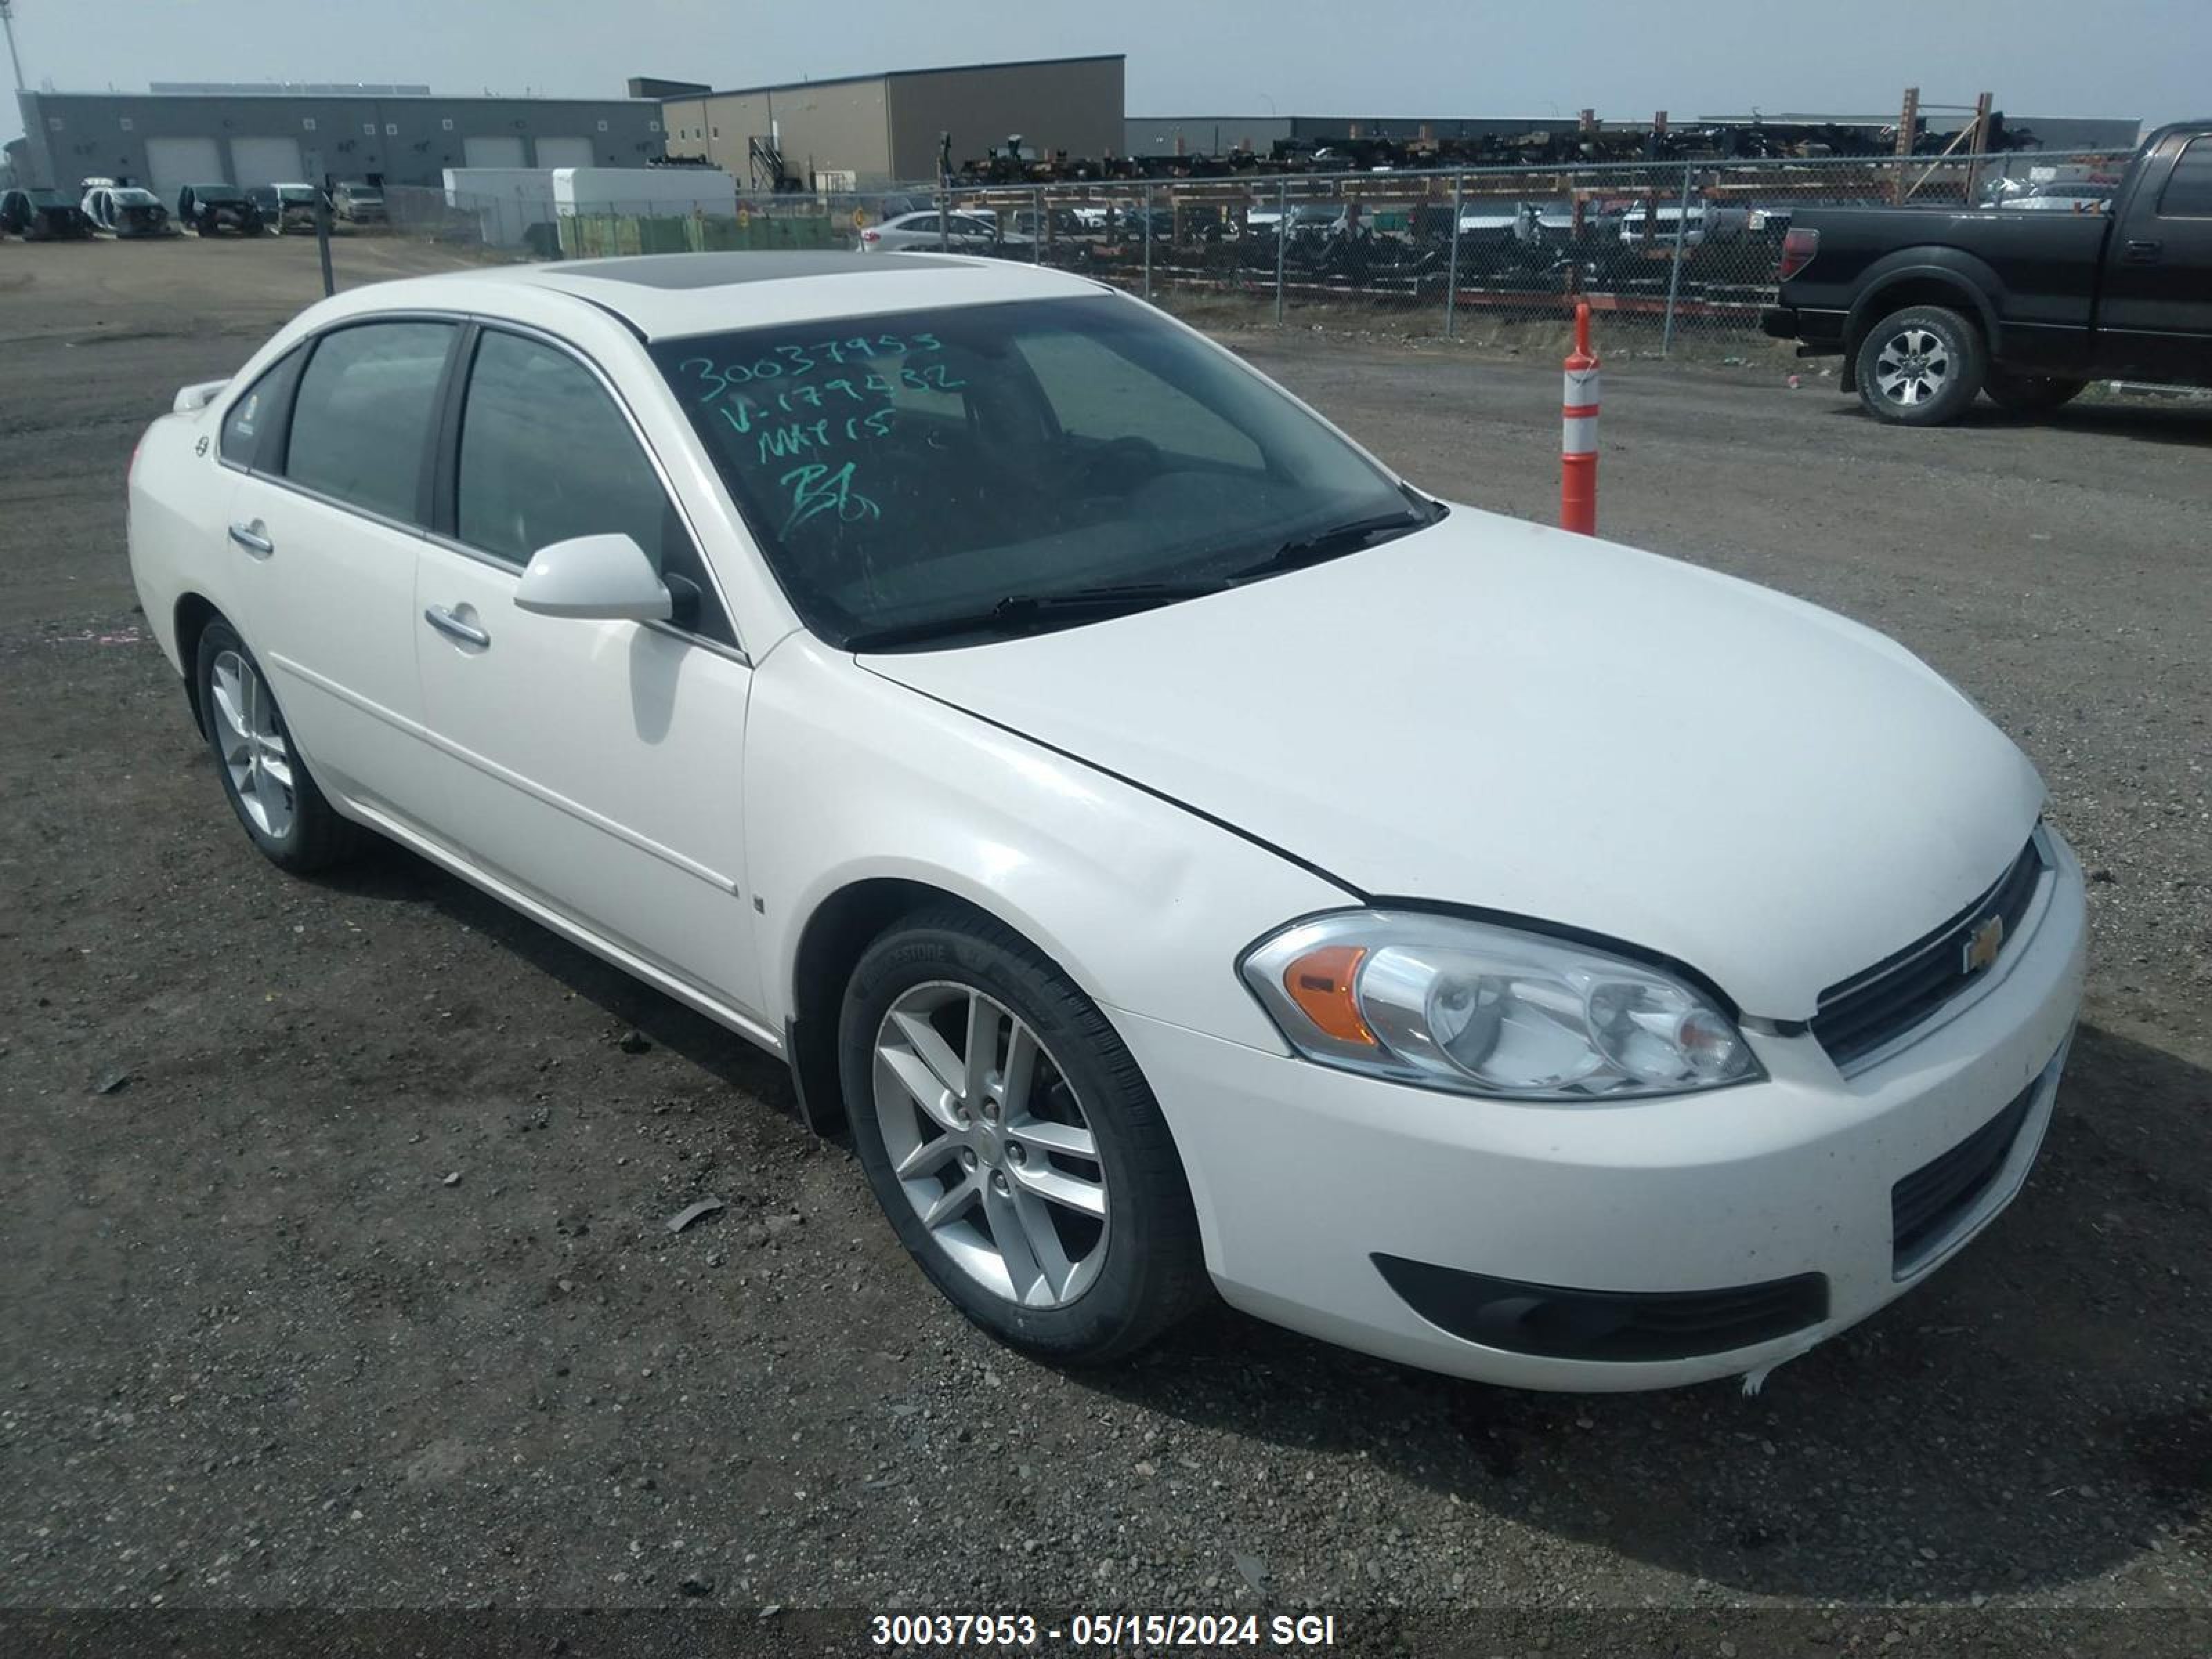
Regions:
[[12, 86, 667, 195], [656, 55, 1124, 190]]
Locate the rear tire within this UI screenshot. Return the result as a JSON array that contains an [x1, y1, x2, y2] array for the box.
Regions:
[[838, 905, 1209, 1365], [194, 619, 370, 874], [1983, 366, 2088, 416], [1853, 304, 1986, 426]]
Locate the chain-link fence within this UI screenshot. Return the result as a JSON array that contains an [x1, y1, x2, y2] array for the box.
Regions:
[[946, 149, 2128, 358], [380, 151, 2129, 359]]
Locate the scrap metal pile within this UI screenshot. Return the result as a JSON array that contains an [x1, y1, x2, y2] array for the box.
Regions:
[[953, 113, 2045, 184]]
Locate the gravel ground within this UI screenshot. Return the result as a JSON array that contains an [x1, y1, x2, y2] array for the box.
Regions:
[[1, 236, 2207, 1647]]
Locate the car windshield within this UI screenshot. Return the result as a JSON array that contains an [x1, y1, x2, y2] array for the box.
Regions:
[[195, 185, 246, 202], [278, 186, 319, 202], [651, 294, 1431, 649], [113, 189, 160, 205], [342, 186, 382, 199], [28, 189, 71, 206]]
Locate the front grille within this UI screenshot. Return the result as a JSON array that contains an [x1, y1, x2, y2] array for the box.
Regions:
[[1812, 835, 2045, 1069], [1372, 1255, 1829, 1362], [1891, 1078, 2038, 1269]]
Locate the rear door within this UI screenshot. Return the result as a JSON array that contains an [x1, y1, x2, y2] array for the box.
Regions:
[[221, 318, 459, 827], [2096, 132, 2212, 379], [411, 324, 764, 1018]]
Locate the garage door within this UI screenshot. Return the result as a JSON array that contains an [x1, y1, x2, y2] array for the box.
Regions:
[[144, 136, 224, 202], [464, 135, 528, 169], [232, 136, 306, 187], [534, 136, 596, 169]]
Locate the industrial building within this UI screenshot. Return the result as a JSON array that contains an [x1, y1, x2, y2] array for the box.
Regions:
[[656, 55, 1123, 190], [10, 87, 667, 195]]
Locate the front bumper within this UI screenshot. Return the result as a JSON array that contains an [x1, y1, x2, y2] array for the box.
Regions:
[[1116, 831, 2087, 1392]]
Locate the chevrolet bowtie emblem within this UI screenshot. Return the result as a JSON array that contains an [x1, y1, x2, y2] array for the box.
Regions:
[[1962, 915, 2005, 975]]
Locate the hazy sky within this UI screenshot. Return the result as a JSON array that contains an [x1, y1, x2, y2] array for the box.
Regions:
[[6, 0, 2204, 147]]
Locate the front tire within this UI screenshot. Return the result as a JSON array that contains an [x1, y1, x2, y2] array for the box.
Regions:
[[1983, 365, 2088, 416], [194, 619, 368, 873], [838, 906, 1208, 1365], [1854, 304, 1986, 425]]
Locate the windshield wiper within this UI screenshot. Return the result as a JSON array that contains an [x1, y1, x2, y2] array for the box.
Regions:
[[1228, 506, 1440, 583], [845, 581, 1228, 651]]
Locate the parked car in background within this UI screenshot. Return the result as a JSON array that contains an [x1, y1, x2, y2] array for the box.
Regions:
[[82, 184, 175, 237], [1765, 119, 2212, 424], [331, 181, 386, 224], [1005, 205, 1087, 241], [1, 187, 96, 240], [856, 210, 1029, 255], [247, 183, 323, 234], [1617, 201, 1753, 247], [127, 252, 2084, 1392], [176, 183, 263, 236]]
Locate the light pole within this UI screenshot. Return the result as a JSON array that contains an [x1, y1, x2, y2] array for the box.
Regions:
[[1, 1, 26, 95]]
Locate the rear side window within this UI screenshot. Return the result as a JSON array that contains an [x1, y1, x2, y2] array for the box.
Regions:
[[456, 329, 736, 647], [2157, 138, 2212, 218], [284, 321, 455, 523]]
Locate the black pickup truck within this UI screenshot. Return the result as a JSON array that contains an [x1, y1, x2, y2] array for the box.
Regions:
[[1763, 120, 2212, 424]]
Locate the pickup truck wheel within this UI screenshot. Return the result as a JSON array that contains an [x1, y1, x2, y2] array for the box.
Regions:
[[1854, 305, 1985, 426], [838, 906, 1208, 1365], [1984, 366, 2088, 416]]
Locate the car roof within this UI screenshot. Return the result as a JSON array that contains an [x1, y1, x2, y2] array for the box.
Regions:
[[312, 251, 1110, 342]]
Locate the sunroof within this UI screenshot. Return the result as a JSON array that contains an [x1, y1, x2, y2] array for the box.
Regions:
[[548, 251, 967, 290]]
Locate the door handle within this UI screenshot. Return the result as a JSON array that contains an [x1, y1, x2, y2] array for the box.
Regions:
[[227, 522, 274, 556], [2123, 238, 2163, 264], [423, 605, 491, 648]]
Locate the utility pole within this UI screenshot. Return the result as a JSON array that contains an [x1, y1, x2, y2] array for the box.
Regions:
[[1, 0, 28, 95]]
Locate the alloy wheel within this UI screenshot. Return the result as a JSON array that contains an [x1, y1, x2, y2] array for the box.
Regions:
[[208, 649, 296, 839], [872, 982, 1109, 1308], [1873, 327, 1952, 407]]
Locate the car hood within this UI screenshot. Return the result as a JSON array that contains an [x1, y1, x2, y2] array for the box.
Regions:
[[859, 507, 2045, 1018]]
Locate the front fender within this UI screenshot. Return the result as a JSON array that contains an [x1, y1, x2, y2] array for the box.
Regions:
[[744, 633, 1351, 1053]]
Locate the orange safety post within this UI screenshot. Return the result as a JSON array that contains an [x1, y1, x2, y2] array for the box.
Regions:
[[1561, 302, 1600, 536]]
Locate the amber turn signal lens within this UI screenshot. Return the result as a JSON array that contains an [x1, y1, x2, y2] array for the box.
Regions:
[[1282, 944, 1376, 1044]]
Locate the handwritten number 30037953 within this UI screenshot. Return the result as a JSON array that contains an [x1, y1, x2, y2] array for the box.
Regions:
[[679, 334, 946, 401]]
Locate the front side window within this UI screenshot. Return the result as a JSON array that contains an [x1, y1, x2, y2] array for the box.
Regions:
[[283, 321, 454, 522], [456, 329, 735, 646], [651, 295, 1425, 648]]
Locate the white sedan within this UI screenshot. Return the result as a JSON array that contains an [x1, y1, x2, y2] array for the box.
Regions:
[[127, 253, 2085, 1391], [82, 183, 174, 237], [857, 210, 1028, 255]]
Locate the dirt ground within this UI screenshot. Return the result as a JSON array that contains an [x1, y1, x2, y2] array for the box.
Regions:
[[2, 234, 2209, 1644]]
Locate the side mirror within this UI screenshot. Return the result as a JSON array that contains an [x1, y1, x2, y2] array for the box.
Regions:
[[514, 534, 671, 624]]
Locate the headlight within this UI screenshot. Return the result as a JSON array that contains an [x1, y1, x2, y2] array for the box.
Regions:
[[1239, 910, 1761, 1101]]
